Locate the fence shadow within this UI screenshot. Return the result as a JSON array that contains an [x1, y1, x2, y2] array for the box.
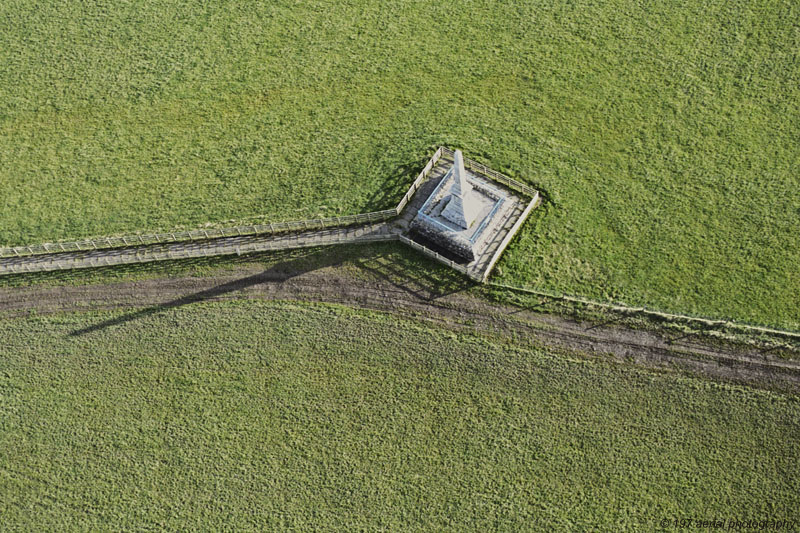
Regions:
[[0, 250, 265, 288], [354, 249, 474, 301], [66, 240, 475, 337], [1, 241, 387, 289]]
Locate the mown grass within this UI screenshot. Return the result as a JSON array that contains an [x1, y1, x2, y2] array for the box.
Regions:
[[1, 1, 797, 328], [0, 300, 798, 530]]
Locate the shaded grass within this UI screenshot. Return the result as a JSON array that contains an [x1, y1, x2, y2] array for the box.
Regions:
[[0, 241, 469, 298], [0, 299, 798, 530], [1, 0, 797, 328]]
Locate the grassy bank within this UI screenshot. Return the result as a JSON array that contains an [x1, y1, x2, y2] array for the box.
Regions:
[[0, 300, 798, 530]]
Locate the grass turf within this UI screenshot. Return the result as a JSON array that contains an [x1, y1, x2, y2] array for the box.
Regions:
[[0, 300, 798, 530], [1, 0, 798, 329]]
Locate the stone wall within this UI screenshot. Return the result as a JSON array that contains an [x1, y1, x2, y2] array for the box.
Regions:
[[409, 217, 476, 262]]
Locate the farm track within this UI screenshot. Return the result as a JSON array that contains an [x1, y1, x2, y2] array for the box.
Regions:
[[1, 264, 798, 393]]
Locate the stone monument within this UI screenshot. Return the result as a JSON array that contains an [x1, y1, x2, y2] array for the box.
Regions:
[[440, 150, 481, 229], [409, 149, 513, 263]]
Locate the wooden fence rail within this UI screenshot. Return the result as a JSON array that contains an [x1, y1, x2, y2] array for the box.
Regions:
[[0, 209, 398, 259], [480, 192, 540, 282], [398, 235, 482, 282], [489, 282, 800, 339], [395, 146, 443, 214], [1, 225, 398, 275], [0, 146, 536, 260], [439, 147, 539, 199]]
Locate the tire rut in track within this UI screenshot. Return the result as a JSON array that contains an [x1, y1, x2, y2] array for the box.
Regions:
[[1, 266, 798, 392]]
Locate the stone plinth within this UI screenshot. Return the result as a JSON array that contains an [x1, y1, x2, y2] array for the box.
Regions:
[[410, 150, 515, 263]]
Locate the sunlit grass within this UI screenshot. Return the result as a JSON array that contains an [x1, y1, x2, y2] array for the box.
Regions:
[[0, 300, 797, 530], [1, 0, 797, 328]]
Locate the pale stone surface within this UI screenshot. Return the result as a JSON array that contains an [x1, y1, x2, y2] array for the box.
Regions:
[[410, 153, 518, 263], [440, 150, 481, 229]]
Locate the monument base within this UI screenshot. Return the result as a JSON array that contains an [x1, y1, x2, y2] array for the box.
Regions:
[[409, 150, 512, 264], [409, 218, 476, 262]]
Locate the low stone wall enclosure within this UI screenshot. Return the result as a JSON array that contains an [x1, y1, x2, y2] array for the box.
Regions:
[[0, 147, 540, 282]]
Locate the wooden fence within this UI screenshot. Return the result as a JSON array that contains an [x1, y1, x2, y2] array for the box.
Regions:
[[489, 282, 800, 340], [398, 235, 482, 282], [0, 146, 536, 260], [0, 209, 397, 259], [480, 192, 540, 282], [0, 145, 540, 285], [395, 147, 444, 213], [440, 147, 539, 199], [1, 225, 398, 275]]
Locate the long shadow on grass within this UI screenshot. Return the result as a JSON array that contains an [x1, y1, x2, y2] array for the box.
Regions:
[[67, 241, 474, 337], [68, 250, 351, 337]]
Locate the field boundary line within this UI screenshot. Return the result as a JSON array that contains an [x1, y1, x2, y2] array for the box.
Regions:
[[489, 282, 800, 339], [480, 193, 540, 282], [0, 209, 399, 259]]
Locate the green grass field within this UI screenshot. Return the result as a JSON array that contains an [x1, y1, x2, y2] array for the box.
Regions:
[[0, 300, 797, 530], [1, 1, 798, 327]]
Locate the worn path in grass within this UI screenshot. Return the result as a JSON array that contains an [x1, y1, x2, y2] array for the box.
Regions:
[[1, 262, 798, 392]]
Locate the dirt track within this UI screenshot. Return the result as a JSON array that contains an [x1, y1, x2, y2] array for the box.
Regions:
[[1, 263, 798, 392]]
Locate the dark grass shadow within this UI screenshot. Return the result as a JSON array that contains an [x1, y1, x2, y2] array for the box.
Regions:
[[586, 317, 621, 331], [667, 330, 698, 345], [760, 344, 788, 356], [664, 320, 728, 346], [362, 155, 431, 212], [67, 246, 379, 337]]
